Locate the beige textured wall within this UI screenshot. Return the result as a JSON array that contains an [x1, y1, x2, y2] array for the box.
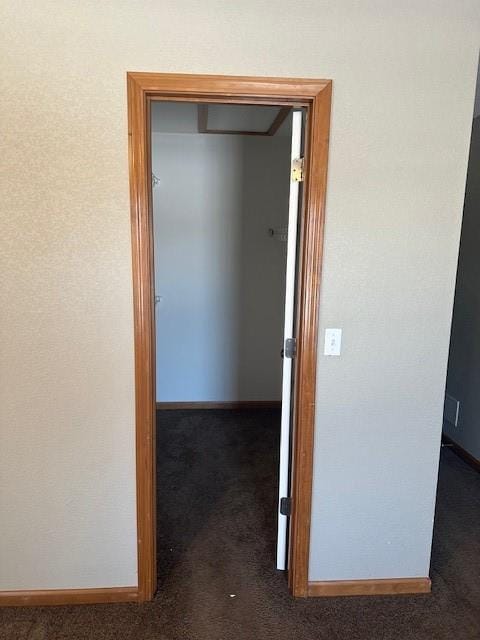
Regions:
[[1, 1, 479, 589]]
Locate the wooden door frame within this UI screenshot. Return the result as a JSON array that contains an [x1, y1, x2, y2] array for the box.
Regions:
[[127, 72, 332, 600]]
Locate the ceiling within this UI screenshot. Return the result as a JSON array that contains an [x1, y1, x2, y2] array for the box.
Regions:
[[151, 101, 291, 136]]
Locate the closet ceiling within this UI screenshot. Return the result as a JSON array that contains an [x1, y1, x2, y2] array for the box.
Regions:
[[151, 101, 291, 136]]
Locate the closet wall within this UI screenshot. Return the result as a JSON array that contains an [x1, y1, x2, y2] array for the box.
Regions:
[[152, 127, 292, 402]]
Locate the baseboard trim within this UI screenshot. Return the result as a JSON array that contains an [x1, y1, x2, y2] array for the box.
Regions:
[[442, 434, 480, 472], [0, 586, 139, 607], [156, 401, 281, 410], [307, 577, 431, 597]]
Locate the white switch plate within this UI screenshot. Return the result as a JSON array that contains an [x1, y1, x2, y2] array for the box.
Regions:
[[324, 328, 342, 356]]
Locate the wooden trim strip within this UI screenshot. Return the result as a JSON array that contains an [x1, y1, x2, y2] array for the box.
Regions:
[[308, 578, 431, 597], [128, 72, 330, 98], [198, 129, 274, 136], [267, 106, 291, 135], [0, 587, 139, 607], [150, 95, 308, 107], [288, 82, 332, 598], [156, 401, 281, 410], [442, 434, 480, 472], [127, 74, 157, 603]]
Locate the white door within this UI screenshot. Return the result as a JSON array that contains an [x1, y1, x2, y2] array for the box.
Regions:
[[276, 110, 304, 570]]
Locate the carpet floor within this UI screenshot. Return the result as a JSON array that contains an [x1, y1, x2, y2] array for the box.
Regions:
[[2, 409, 480, 639]]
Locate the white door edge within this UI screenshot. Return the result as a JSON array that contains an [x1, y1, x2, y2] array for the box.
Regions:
[[276, 110, 303, 571]]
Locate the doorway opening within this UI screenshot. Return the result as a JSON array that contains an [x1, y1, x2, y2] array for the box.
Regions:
[[127, 73, 332, 600], [152, 100, 302, 592]]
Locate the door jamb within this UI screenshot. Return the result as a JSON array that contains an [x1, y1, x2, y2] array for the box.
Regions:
[[127, 72, 332, 600]]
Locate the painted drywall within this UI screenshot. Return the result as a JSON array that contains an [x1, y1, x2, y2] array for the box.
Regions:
[[0, 1, 479, 590], [474, 58, 480, 118], [152, 131, 290, 402], [444, 116, 480, 459]]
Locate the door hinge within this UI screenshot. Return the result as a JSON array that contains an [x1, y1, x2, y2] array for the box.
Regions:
[[280, 497, 292, 516], [291, 157, 304, 182], [284, 338, 297, 359]]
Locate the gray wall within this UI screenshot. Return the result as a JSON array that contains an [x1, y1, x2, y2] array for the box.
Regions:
[[152, 131, 291, 402], [444, 116, 480, 459]]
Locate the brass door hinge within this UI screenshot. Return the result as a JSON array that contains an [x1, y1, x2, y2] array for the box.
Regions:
[[291, 157, 304, 182]]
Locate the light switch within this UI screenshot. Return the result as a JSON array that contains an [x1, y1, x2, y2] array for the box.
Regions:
[[324, 328, 342, 356]]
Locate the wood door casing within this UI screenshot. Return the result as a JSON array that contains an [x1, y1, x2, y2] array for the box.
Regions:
[[127, 72, 332, 600]]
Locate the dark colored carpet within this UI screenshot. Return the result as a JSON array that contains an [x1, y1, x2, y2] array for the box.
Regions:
[[2, 409, 480, 639]]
